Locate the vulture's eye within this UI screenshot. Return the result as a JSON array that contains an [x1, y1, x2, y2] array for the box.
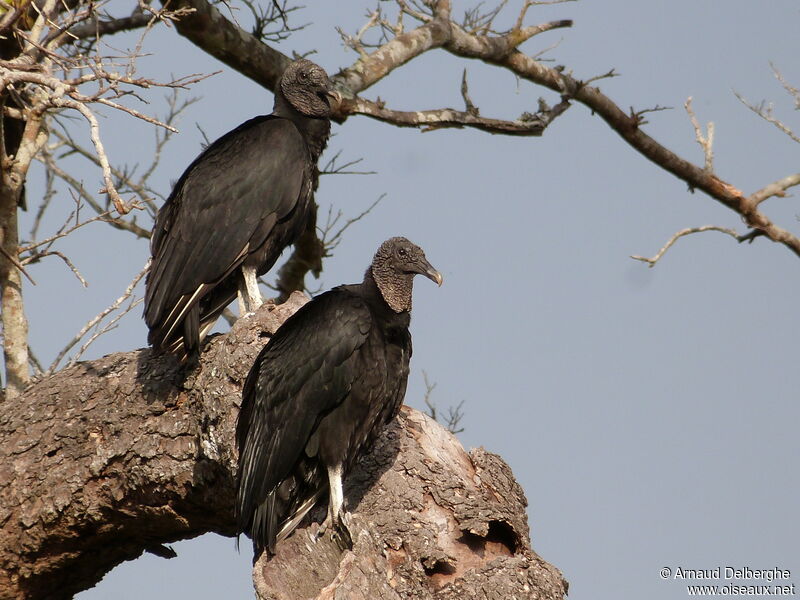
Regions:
[[398, 248, 408, 258], [299, 71, 308, 80]]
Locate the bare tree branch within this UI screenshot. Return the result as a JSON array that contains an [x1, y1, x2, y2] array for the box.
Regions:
[[770, 62, 800, 109], [461, 68, 479, 115], [66, 8, 152, 41], [318, 194, 385, 256], [161, 0, 292, 90], [34, 147, 152, 239], [630, 226, 753, 267], [685, 97, 714, 173], [422, 370, 465, 434], [735, 90, 800, 144], [0, 98, 46, 398], [48, 96, 132, 214], [750, 173, 800, 206], [154, 0, 800, 291], [319, 150, 375, 176], [46, 259, 150, 375], [341, 93, 571, 135], [23, 250, 86, 286]]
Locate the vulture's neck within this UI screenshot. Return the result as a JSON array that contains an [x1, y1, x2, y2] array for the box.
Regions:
[[273, 93, 331, 159], [365, 267, 413, 314]]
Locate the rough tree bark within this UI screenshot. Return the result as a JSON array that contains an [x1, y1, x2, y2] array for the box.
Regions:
[[0, 293, 566, 600], [0, 33, 31, 399], [253, 409, 566, 600]]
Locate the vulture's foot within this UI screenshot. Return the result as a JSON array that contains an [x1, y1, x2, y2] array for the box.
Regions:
[[331, 513, 353, 551], [316, 511, 353, 551]]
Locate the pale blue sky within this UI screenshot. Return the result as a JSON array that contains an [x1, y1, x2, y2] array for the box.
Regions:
[[16, 1, 799, 598]]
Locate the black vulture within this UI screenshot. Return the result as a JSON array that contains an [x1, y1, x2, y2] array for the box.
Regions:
[[236, 237, 442, 557], [144, 59, 340, 359]]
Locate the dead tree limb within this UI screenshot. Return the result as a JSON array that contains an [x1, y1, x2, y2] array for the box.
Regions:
[[0, 293, 565, 600]]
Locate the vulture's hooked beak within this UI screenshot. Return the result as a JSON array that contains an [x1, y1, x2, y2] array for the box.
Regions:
[[324, 87, 342, 110], [419, 259, 443, 287]]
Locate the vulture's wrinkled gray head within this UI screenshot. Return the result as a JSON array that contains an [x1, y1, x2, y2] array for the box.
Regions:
[[278, 59, 340, 118], [369, 237, 442, 313]]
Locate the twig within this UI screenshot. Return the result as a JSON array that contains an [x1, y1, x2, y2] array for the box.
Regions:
[[735, 91, 800, 144], [21, 250, 87, 286], [47, 260, 150, 374], [67, 298, 144, 368], [421, 371, 464, 434], [631, 225, 751, 267], [320, 150, 375, 176], [34, 146, 151, 239], [749, 173, 800, 206], [443, 400, 465, 435], [93, 97, 178, 133], [461, 69, 478, 116], [581, 69, 618, 86], [27, 345, 45, 377], [48, 96, 131, 214], [318, 194, 386, 255], [337, 10, 381, 57], [685, 97, 714, 173], [422, 370, 438, 421], [395, 0, 433, 23], [770, 62, 800, 109], [0, 245, 36, 285], [630, 104, 671, 128], [20, 210, 121, 254]]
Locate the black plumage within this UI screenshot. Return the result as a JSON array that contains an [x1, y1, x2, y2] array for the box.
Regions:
[[236, 237, 442, 557], [144, 59, 339, 359]]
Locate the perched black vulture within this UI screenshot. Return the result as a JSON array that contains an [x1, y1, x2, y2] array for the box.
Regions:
[[144, 59, 339, 359], [236, 237, 442, 557]]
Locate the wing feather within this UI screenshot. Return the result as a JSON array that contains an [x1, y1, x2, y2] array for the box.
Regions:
[[145, 116, 308, 349], [235, 289, 372, 538]]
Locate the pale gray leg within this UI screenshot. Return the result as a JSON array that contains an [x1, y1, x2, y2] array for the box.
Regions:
[[327, 463, 344, 527], [317, 463, 351, 548], [238, 265, 263, 315]]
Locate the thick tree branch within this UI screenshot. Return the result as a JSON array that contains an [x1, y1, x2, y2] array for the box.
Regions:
[[0, 100, 46, 398], [66, 8, 151, 41], [0, 294, 306, 598], [342, 94, 570, 135], [0, 294, 565, 600], [160, 0, 576, 297], [273, 200, 324, 301], [159, 0, 800, 262], [0, 192, 29, 399], [161, 0, 291, 91], [333, 17, 451, 93], [476, 49, 800, 257]]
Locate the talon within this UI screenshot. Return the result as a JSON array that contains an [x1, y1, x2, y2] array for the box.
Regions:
[[316, 514, 332, 540], [332, 514, 353, 551]]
